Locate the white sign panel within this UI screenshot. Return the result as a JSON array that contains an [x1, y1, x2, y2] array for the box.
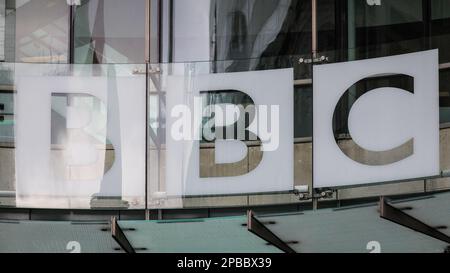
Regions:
[[166, 68, 294, 196], [313, 50, 440, 188], [14, 64, 146, 208]]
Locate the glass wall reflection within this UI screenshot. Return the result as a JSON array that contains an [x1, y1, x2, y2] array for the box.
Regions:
[[0, 0, 450, 211], [73, 0, 147, 64], [0, 63, 146, 209], [12, 0, 69, 63]]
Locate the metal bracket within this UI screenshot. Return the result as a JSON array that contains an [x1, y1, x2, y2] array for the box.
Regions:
[[298, 55, 329, 64], [295, 189, 335, 201], [111, 217, 136, 253], [247, 211, 297, 253], [133, 67, 161, 75], [379, 197, 450, 244]]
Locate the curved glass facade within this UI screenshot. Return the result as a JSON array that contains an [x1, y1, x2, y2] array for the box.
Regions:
[[0, 0, 448, 215]]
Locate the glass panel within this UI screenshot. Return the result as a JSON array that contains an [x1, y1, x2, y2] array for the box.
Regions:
[[155, 0, 314, 209], [151, 0, 314, 207], [0, 63, 14, 206], [350, 0, 426, 60], [0, 0, 6, 61], [439, 69, 450, 123], [0, 220, 120, 253], [431, 0, 450, 63], [0, 63, 146, 209], [213, 0, 310, 60], [432, 1, 450, 192], [432, 0, 450, 20], [310, 0, 450, 200], [0, 0, 446, 212], [294, 85, 312, 139], [387, 192, 450, 238], [147, 59, 310, 209], [73, 0, 147, 64], [354, 0, 423, 27], [172, 0, 312, 79], [257, 195, 449, 253], [316, 0, 337, 63], [13, 0, 70, 63]]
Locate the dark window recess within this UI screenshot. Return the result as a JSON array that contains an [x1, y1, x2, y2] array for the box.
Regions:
[[333, 74, 415, 136]]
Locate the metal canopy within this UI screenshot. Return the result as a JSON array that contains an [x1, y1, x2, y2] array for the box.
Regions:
[[1, 192, 448, 253], [0, 220, 122, 253], [255, 193, 450, 253], [382, 192, 450, 238], [116, 215, 284, 253]]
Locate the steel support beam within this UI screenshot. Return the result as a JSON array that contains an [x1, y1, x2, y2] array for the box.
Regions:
[[380, 197, 450, 244], [68, 4, 76, 64], [111, 217, 136, 253], [247, 211, 296, 253]]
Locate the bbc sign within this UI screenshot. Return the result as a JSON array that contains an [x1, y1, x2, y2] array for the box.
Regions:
[[164, 49, 439, 196], [313, 49, 439, 188], [14, 65, 146, 207], [11, 50, 440, 205]]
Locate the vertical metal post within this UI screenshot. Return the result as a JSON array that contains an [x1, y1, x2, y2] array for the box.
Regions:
[[422, 0, 432, 50], [145, 0, 151, 63], [311, 0, 317, 210], [68, 3, 76, 64], [145, 0, 151, 220], [347, 0, 355, 62], [347, 0, 357, 132], [311, 0, 318, 59]]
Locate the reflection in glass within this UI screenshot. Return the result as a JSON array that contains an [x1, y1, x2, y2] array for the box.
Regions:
[[440, 69, 450, 124], [12, 64, 146, 209], [73, 0, 147, 64], [0, 63, 14, 205], [294, 85, 312, 138], [431, 0, 450, 63], [14, 0, 69, 63], [348, 0, 425, 60]]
